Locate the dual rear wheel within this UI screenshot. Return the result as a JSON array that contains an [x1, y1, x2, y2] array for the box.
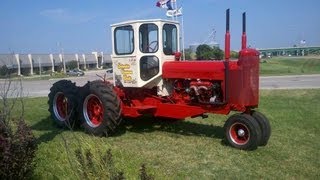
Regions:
[[79, 81, 122, 136], [48, 80, 78, 128], [48, 80, 122, 136]]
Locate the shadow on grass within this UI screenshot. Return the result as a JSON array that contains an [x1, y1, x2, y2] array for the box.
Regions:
[[117, 116, 224, 140], [31, 116, 225, 144], [31, 116, 64, 144]]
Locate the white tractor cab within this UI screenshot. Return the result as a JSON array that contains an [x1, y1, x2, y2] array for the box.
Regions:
[[111, 19, 180, 93]]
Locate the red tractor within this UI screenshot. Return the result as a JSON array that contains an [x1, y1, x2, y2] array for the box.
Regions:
[[48, 9, 271, 150]]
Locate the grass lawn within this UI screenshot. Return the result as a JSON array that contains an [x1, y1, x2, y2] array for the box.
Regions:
[[260, 56, 320, 76], [17, 89, 320, 179]]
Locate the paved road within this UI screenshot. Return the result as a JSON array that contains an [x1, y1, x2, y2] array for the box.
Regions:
[[260, 74, 320, 89], [0, 70, 109, 98], [1, 72, 320, 98]]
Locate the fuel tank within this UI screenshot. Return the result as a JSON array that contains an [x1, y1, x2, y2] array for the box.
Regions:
[[162, 61, 226, 80]]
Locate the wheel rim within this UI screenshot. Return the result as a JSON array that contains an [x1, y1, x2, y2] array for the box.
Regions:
[[229, 122, 250, 145], [83, 94, 104, 128], [53, 92, 68, 121]]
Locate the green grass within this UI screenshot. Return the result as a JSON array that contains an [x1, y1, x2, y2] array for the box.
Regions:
[[260, 56, 320, 76], [13, 89, 320, 179]]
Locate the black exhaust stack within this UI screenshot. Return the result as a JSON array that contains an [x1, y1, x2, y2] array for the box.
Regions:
[[241, 12, 247, 49], [224, 9, 230, 103]]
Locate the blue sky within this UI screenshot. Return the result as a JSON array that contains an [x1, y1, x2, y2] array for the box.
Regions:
[[0, 0, 319, 53]]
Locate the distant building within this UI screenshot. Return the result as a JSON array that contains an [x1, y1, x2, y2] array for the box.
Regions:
[[0, 52, 112, 76]]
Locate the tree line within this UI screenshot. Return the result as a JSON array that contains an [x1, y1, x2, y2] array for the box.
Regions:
[[184, 44, 239, 60]]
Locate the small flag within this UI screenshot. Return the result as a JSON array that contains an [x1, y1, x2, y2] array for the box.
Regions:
[[156, 0, 173, 10], [166, 7, 182, 17]]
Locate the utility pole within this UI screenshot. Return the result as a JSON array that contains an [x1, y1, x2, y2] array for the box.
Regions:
[[57, 42, 66, 74], [38, 57, 42, 77]]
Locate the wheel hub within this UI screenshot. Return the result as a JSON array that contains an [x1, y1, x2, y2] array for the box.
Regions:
[[83, 94, 104, 128], [53, 92, 68, 121], [229, 122, 250, 145], [237, 129, 246, 137]]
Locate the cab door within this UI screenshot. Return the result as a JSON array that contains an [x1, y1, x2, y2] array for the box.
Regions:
[[138, 23, 160, 85], [112, 25, 138, 87]]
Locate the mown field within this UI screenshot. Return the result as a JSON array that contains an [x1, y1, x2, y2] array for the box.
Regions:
[[15, 89, 319, 179], [260, 56, 320, 75]]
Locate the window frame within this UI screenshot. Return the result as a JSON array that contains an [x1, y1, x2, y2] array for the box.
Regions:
[[139, 23, 159, 54], [140, 55, 160, 81], [162, 24, 178, 56], [114, 25, 135, 55]]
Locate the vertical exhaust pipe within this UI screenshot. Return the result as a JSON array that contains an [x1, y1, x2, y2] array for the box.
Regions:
[[225, 9, 230, 60], [224, 9, 230, 103], [241, 12, 247, 49]]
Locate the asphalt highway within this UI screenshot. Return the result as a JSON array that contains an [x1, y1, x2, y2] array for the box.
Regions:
[[260, 74, 320, 89], [1, 71, 319, 98]]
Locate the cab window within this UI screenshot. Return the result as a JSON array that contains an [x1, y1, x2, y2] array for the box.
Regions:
[[139, 24, 158, 53], [140, 56, 159, 81], [163, 24, 178, 55], [114, 25, 134, 55]]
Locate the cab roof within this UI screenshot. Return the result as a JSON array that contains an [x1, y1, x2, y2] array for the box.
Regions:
[[111, 19, 180, 27]]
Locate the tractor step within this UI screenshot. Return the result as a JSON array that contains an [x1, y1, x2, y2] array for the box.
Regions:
[[134, 105, 157, 114], [122, 105, 157, 117], [133, 105, 157, 110]]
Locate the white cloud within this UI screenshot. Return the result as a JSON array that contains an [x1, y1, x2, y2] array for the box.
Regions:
[[40, 8, 97, 24], [40, 8, 65, 16]]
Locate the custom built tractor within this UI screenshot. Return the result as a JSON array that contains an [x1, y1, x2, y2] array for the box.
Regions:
[[48, 9, 271, 150]]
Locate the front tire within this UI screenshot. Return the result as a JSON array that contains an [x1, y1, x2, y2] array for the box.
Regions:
[[224, 114, 262, 150], [79, 80, 122, 136], [251, 111, 271, 146], [48, 80, 78, 129]]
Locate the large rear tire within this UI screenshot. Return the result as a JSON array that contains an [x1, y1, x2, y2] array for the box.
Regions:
[[79, 80, 122, 136], [48, 80, 78, 129], [251, 111, 271, 146], [224, 114, 262, 150]]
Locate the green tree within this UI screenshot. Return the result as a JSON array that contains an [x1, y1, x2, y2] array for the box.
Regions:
[[230, 51, 239, 59], [0, 65, 9, 77], [66, 60, 78, 70], [184, 48, 194, 60], [196, 44, 213, 60], [212, 46, 224, 60]]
